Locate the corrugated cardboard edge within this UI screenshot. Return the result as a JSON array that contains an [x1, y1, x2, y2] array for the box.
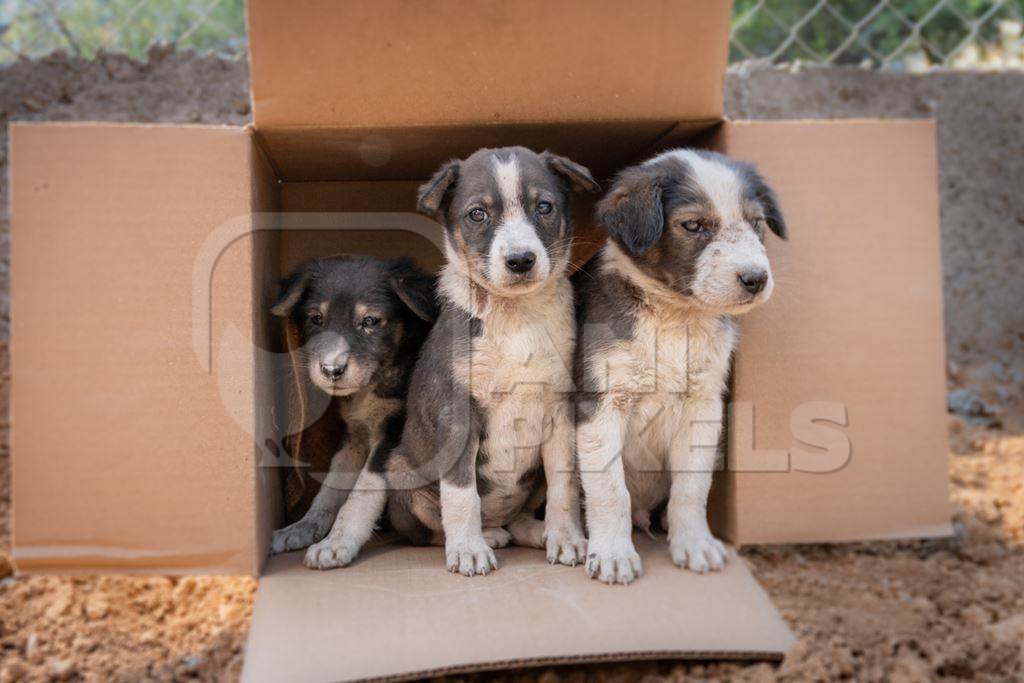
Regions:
[[343, 650, 785, 683]]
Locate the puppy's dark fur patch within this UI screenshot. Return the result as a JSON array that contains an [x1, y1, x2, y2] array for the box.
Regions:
[[269, 256, 435, 552]]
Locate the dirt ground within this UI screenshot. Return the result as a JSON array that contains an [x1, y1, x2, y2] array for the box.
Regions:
[[2, 393, 1022, 682], [0, 52, 1022, 681]]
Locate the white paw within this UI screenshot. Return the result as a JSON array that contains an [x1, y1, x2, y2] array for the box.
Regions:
[[271, 519, 325, 554], [585, 535, 643, 585], [669, 532, 727, 573], [482, 527, 512, 549], [544, 522, 587, 566], [303, 536, 361, 570], [445, 536, 498, 577]]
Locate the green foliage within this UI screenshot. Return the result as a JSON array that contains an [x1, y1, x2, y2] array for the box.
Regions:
[[0, 0, 1020, 67], [731, 0, 1024, 65], [0, 0, 247, 62]]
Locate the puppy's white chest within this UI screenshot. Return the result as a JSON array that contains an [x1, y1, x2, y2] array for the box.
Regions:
[[604, 313, 734, 399], [615, 314, 735, 508], [466, 286, 574, 406]]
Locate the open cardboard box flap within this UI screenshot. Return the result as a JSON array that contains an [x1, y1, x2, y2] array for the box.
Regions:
[[9, 123, 273, 574], [711, 120, 952, 544], [243, 537, 795, 682], [247, 0, 731, 180]]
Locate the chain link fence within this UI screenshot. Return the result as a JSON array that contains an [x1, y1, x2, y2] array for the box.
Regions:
[[732, 0, 1023, 69], [1, 0, 1022, 69]]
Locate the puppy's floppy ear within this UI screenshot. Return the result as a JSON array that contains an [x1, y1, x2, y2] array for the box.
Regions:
[[389, 259, 438, 322], [417, 160, 460, 222], [271, 261, 317, 317], [596, 165, 665, 256], [543, 152, 601, 194], [747, 168, 787, 240]]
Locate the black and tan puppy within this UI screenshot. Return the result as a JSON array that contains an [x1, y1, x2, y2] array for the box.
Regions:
[[378, 147, 599, 577], [268, 256, 435, 569], [575, 149, 786, 584]]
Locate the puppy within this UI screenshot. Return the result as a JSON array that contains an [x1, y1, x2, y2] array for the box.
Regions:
[[382, 147, 599, 577], [574, 149, 786, 584], [268, 256, 435, 566]]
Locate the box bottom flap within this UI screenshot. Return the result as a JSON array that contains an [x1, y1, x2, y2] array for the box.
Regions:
[[242, 535, 794, 682]]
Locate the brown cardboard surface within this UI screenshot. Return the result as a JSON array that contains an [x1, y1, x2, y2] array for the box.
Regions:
[[242, 535, 794, 682], [250, 136, 285, 567], [248, 0, 730, 133], [10, 123, 265, 574], [713, 120, 952, 544], [278, 182, 445, 274], [255, 120, 717, 182], [8, 117, 952, 576]]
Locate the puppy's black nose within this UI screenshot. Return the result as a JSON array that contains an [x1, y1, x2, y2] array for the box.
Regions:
[[738, 269, 768, 295], [505, 251, 536, 274], [320, 363, 346, 381]]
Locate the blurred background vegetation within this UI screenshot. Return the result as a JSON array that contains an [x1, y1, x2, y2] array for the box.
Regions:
[[0, 0, 246, 62], [731, 0, 1024, 67], [0, 0, 1021, 68]]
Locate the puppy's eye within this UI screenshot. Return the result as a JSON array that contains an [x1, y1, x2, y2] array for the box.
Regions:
[[361, 315, 381, 329], [468, 208, 488, 223], [681, 220, 704, 233], [307, 311, 324, 326], [536, 201, 553, 215]]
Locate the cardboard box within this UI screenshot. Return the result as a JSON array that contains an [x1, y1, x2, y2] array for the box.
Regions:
[[9, 0, 951, 677]]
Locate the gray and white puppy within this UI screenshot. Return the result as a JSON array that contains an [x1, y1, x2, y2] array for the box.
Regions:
[[574, 149, 786, 584], [268, 256, 435, 565], [383, 146, 600, 577]]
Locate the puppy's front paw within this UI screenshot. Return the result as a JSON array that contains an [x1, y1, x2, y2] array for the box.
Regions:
[[544, 522, 587, 567], [445, 536, 498, 577], [669, 531, 727, 573], [585, 535, 642, 585], [304, 536, 360, 570], [271, 519, 324, 554]]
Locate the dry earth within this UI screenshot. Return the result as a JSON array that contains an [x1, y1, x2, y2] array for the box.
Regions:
[[1, 386, 1021, 682], [0, 52, 1021, 681]]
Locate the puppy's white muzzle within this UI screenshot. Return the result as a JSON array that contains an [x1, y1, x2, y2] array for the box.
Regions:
[[693, 228, 774, 310], [487, 219, 551, 289]]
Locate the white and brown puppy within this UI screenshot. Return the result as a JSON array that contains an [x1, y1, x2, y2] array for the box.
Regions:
[[268, 256, 435, 566], [574, 149, 786, 584], [384, 146, 599, 577]]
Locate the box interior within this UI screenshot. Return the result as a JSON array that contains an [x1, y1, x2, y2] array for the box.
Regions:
[[9, 116, 952, 580], [250, 117, 954, 558], [249, 119, 726, 548]]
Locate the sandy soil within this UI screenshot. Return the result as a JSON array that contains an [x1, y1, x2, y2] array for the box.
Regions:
[[0, 52, 1021, 681], [1, 397, 1021, 681]]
